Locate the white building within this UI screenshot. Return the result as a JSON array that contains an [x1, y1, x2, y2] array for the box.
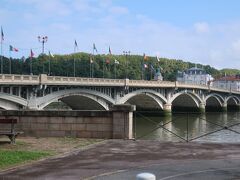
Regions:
[[212, 75, 240, 91], [177, 67, 213, 85]]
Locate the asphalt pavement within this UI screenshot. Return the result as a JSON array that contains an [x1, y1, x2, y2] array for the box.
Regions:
[[0, 140, 240, 180]]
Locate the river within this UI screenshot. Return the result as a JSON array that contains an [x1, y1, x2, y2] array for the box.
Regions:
[[134, 112, 240, 143]]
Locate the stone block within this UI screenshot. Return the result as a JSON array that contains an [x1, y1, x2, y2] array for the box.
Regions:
[[76, 131, 91, 138], [49, 130, 66, 137], [60, 124, 72, 131], [72, 124, 86, 131], [86, 124, 98, 131], [49, 117, 63, 124], [49, 124, 60, 130]]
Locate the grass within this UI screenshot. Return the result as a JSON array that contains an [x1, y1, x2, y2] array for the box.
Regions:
[[0, 137, 104, 170], [0, 150, 50, 169]]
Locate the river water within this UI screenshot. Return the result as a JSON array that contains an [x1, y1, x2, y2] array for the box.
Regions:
[[134, 112, 240, 143]]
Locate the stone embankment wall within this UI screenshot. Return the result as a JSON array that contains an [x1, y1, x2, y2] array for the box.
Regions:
[[0, 105, 135, 139]]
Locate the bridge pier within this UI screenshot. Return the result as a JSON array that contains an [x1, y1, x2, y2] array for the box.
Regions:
[[199, 103, 205, 113], [221, 102, 227, 112], [163, 103, 172, 115]]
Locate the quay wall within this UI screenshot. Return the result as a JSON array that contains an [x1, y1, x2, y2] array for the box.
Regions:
[[0, 105, 135, 139]]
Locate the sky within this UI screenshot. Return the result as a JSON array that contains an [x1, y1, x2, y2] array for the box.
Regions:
[[1, 0, 240, 69]]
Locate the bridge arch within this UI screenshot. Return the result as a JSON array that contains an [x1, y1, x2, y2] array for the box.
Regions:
[[36, 89, 115, 110], [169, 90, 203, 108], [226, 96, 240, 105], [118, 89, 167, 110], [205, 93, 225, 111], [0, 93, 27, 110]]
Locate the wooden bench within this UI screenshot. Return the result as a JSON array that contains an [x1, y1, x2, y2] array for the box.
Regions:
[[0, 119, 23, 144]]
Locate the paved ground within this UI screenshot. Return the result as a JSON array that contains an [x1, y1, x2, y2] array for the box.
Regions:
[[0, 140, 240, 180]]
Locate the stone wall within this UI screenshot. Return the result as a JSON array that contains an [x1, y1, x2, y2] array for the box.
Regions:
[[0, 105, 135, 139]]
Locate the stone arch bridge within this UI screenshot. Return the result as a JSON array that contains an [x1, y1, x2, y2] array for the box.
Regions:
[[0, 74, 240, 113]]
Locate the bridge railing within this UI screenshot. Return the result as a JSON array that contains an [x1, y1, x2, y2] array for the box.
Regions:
[[45, 75, 125, 86], [0, 74, 239, 94], [0, 74, 39, 85]]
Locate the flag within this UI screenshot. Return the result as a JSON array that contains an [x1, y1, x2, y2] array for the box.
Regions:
[[157, 56, 160, 62], [143, 53, 148, 61], [109, 46, 112, 55], [30, 49, 34, 58], [106, 57, 110, 64], [114, 59, 119, 64], [93, 43, 98, 53], [74, 40, 78, 48], [9, 45, 18, 52], [143, 64, 148, 69], [1, 26, 4, 41], [49, 51, 54, 57]]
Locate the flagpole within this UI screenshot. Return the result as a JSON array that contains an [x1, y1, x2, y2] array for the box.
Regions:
[[74, 48, 76, 77], [102, 56, 104, 78], [0, 35, 2, 74], [92, 46, 94, 78], [30, 50, 32, 75], [48, 54, 51, 76], [9, 49, 11, 74], [114, 62, 116, 79]]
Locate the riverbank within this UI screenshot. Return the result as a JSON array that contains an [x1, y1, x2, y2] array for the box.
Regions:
[[0, 140, 240, 179], [0, 137, 103, 170]]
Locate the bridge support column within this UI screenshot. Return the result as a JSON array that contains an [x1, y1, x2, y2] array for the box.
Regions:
[[237, 104, 240, 111], [163, 103, 172, 115], [222, 102, 227, 112], [111, 104, 136, 139], [198, 102, 205, 113]]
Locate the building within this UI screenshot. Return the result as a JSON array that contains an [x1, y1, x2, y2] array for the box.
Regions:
[[212, 75, 240, 91], [177, 67, 213, 85]]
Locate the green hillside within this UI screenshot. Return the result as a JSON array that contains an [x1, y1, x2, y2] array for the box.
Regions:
[[2, 53, 237, 81]]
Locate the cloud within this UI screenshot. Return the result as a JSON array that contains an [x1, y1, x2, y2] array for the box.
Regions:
[[194, 22, 210, 33], [1, 0, 240, 69]]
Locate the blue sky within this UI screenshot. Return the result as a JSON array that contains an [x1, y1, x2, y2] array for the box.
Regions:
[[1, 0, 240, 69]]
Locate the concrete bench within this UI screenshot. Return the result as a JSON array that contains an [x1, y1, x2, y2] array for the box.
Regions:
[[0, 119, 23, 144]]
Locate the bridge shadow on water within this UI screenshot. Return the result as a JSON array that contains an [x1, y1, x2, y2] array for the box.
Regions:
[[134, 110, 240, 143]]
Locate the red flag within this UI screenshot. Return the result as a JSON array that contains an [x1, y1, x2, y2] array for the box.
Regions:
[[30, 49, 34, 58]]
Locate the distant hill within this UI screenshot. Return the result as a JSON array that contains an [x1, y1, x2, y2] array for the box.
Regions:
[[2, 53, 237, 81], [219, 69, 240, 76]]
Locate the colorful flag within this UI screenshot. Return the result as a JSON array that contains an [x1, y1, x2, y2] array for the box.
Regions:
[[9, 45, 18, 52], [49, 51, 54, 57], [143, 53, 148, 61], [157, 56, 160, 62], [30, 49, 34, 58], [93, 43, 98, 53], [114, 59, 119, 64], [1, 26, 4, 41], [109, 46, 112, 55]]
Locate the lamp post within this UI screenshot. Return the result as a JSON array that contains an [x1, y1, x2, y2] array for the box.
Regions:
[[38, 36, 48, 54], [123, 51, 130, 79]]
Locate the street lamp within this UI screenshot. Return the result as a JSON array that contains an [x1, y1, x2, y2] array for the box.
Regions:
[[38, 36, 48, 54], [123, 51, 130, 79]]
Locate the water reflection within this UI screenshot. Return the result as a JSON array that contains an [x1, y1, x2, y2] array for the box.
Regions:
[[135, 112, 240, 143]]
